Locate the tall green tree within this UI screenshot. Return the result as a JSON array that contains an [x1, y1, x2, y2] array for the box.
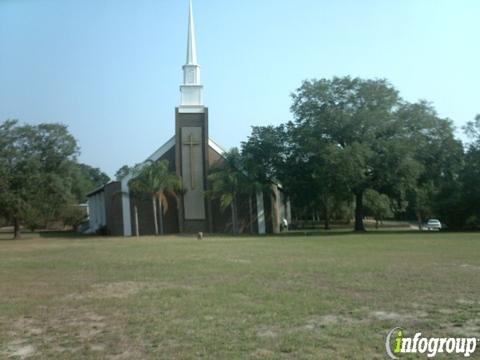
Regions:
[[461, 115, 480, 229], [290, 77, 422, 231], [241, 125, 287, 184], [397, 101, 464, 229], [241, 127, 289, 231], [283, 120, 351, 229], [0, 120, 79, 238], [129, 160, 181, 235]]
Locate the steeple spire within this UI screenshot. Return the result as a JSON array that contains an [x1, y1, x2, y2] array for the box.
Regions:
[[180, 0, 204, 113], [186, 0, 198, 65]]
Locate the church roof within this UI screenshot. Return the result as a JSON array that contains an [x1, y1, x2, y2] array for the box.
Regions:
[[86, 181, 118, 197], [148, 135, 176, 162], [145, 135, 225, 161], [105, 135, 226, 187]]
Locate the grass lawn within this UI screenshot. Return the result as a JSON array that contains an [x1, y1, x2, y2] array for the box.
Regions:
[[0, 231, 479, 359]]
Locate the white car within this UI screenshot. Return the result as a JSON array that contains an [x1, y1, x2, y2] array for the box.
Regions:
[[426, 219, 442, 231]]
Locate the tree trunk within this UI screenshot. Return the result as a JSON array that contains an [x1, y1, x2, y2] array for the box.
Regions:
[[134, 205, 140, 237], [324, 217, 330, 231], [416, 210, 423, 231], [158, 196, 164, 235], [152, 196, 159, 235], [248, 195, 254, 234], [13, 217, 21, 239], [354, 191, 366, 232], [323, 196, 331, 230]]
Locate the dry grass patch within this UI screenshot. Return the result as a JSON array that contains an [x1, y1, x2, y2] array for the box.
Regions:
[[1, 232, 480, 359], [3, 308, 108, 358]]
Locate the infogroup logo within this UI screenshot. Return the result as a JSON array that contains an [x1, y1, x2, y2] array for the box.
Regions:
[[385, 327, 479, 359]]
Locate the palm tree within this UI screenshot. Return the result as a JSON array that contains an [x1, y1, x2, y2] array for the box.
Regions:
[[130, 160, 181, 235], [207, 148, 260, 234], [207, 150, 241, 234]]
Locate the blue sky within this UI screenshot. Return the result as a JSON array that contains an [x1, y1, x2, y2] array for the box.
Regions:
[[1, 0, 479, 177]]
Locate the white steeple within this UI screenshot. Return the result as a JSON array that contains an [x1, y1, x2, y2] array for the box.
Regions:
[[180, 0, 204, 113], [186, 0, 197, 65]]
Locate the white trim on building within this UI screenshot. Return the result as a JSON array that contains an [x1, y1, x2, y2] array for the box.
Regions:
[[208, 138, 226, 156], [256, 191, 266, 235]]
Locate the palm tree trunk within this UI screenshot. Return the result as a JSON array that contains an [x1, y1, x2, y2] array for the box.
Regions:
[[152, 196, 159, 235], [134, 205, 140, 237], [176, 194, 183, 233], [13, 217, 21, 239], [158, 196, 164, 235], [231, 199, 238, 235]]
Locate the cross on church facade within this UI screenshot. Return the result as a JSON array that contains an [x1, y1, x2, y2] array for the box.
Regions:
[[182, 134, 201, 190]]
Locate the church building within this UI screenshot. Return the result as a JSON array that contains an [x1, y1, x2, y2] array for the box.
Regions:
[[87, 1, 291, 236]]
